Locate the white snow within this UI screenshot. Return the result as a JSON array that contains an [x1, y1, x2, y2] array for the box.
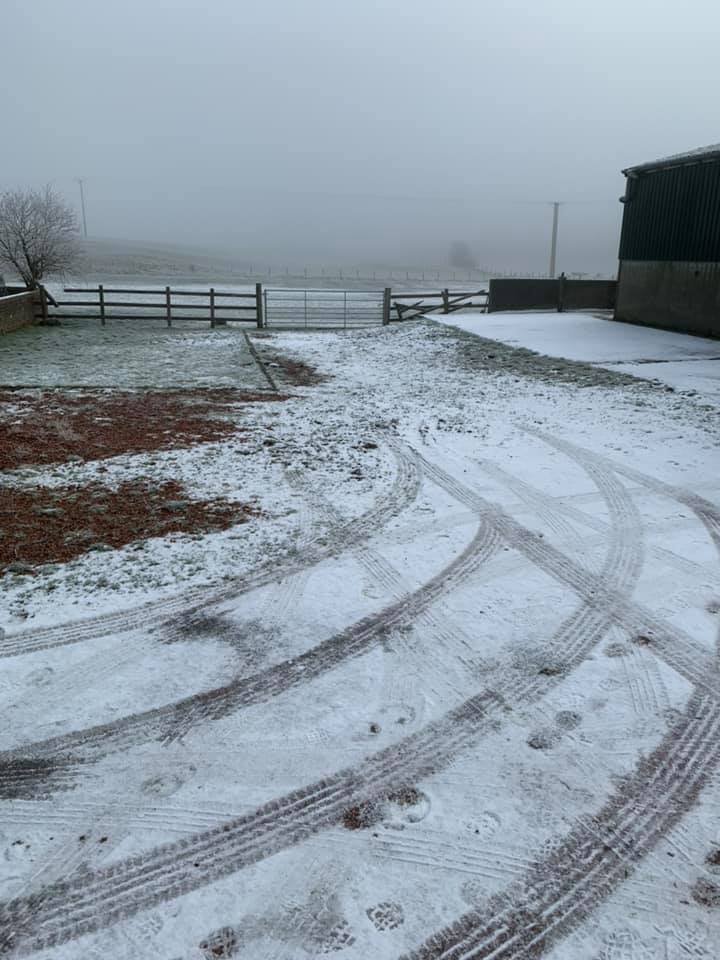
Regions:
[[1, 317, 719, 959], [624, 142, 720, 173], [440, 310, 720, 402]]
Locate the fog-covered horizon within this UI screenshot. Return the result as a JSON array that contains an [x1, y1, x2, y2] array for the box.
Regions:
[[5, 0, 719, 276]]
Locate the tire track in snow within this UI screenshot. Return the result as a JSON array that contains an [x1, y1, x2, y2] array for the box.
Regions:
[[522, 427, 720, 557], [0, 690, 508, 956], [402, 689, 720, 960], [477, 457, 715, 582], [372, 831, 530, 884], [477, 459, 590, 567], [473, 455, 673, 718], [295, 477, 484, 706], [414, 449, 718, 699], [0, 438, 645, 953], [400, 434, 720, 960], [0, 442, 422, 660], [0, 518, 501, 796], [253, 469, 319, 629]]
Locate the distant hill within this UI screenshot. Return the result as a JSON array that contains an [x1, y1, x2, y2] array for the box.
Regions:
[[72, 238, 256, 284], [49, 237, 491, 291]]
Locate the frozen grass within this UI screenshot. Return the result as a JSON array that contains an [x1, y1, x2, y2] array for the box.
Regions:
[[0, 317, 268, 389]]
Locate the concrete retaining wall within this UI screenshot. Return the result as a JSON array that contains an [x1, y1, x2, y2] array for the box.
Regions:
[[563, 280, 617, 310], [615, 261, 720, 338], [488, 278, 616, 312], [0, 291, 41, 334]]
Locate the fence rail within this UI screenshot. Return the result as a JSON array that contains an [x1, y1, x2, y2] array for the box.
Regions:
[[50, 284, 263, 327], [391, 288, 488, 320], [45, 283, 487, 328]]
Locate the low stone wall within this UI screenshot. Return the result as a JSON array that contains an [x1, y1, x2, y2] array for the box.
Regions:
[[488, 278, 616, 312], [615, 261, 720, 338], [0, 291, 41, 334]]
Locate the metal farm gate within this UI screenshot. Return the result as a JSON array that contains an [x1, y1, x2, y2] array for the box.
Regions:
[[263, 288, 386, 328]]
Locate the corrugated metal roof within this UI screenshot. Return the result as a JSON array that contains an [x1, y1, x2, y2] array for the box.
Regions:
[[623, 143, 720, 176]]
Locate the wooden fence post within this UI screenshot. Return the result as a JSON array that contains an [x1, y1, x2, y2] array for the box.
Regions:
[[255, 282, 264, 329], [39, 286, 49, 325], [165, 286, 172, 327], [382, 287, 391, 325], [210, 287, 216, 327], [98, 284, 106, 326], [441, 288, 450, 314]]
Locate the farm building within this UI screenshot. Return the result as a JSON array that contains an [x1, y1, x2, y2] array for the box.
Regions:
[[616, 144, 720, 337]]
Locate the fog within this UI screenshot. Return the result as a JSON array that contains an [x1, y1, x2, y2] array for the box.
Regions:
[[5, 0, 719, 275]]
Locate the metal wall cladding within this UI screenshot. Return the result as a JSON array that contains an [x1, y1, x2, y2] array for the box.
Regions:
[[619, 160, 720, 262]]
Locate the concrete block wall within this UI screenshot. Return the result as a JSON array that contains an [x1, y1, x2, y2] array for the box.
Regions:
[[0, 290, 41, 334], [615, 261, 720, 338], [488, 279, 559, 312], [488, 278, 616, 313], [563, 280, 617, 310]]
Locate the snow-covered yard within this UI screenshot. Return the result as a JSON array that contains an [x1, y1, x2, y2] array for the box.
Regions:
[[1, 316, 719, 959], [442, 310, 720, 403]]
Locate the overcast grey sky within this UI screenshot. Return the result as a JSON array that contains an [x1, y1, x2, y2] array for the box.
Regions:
[[5, 0, 719, 273]]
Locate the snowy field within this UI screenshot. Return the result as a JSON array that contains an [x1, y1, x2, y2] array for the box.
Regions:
[[442, 310, 720, 403], [0, 317, 269, 389], [1, 316, 719, 959]]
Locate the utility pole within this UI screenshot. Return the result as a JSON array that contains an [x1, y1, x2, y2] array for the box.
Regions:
[[76, 179, 88, 238], [548, 201, 561, 277]]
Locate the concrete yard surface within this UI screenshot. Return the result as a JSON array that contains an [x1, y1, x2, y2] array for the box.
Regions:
[[443, 310, 720, 402], [0, 316, 718, 959]]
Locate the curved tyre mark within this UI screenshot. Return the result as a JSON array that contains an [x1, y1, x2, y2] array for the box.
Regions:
[[0, 520, 501, 796], [0, 443, 422, 660], [0, 690, 506, 956], [0, 440, 644, 952], [477, 458, 587, 563], [402, 689, 720, 960], [414, 449, 719, 699], [401, 435, 720, 960], [522, 427, 720, 553]]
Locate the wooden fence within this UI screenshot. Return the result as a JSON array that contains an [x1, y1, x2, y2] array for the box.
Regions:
[[43, 284, 487, 328], [391, 289, 488, 321], [52, 284, 263, 327]]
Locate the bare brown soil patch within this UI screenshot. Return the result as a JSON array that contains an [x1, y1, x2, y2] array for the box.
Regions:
[[387, 786, 422, 807], [342, 801, 381, 831], [342, 786, 422, 830], [199, 927, 238, 959], [706, 848, 720, 868], [0, 388, 287, 469], [0, 479, 259, 573], [263, 352, 328, 386], [691, 878, 720, 908]]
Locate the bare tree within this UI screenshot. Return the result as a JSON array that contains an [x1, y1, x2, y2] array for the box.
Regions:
[[0, 185, 80, 289]]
